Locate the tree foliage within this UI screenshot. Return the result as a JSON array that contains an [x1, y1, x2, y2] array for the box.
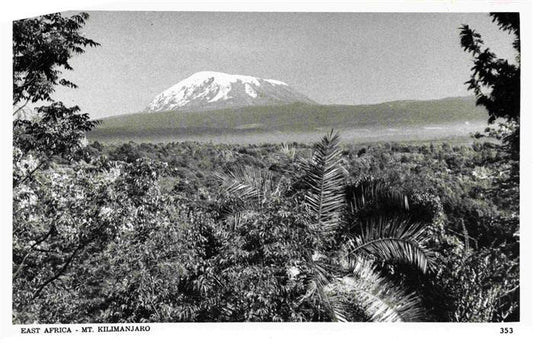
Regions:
[[459, 13, 520, 159], [13, 12, 100, 174], [13, 12, 99, 106]]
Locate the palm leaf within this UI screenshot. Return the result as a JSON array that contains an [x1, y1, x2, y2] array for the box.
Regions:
[[301, 130, 347, 238], [296, 131, 350, 321], [217, 166, 283, 205], [279, 142, 297, 160], [326, 258, 426, 322], [346, 178, 410, 216], [297, 255, 348, 322], [344, 216, 436, 273], [216, 166, 289, 221]]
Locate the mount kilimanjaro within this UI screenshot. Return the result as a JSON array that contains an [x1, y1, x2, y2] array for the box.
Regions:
[[146, 71, 316, 112]]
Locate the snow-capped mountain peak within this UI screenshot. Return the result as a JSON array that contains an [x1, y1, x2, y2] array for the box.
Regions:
[[146, 71, 315, 112]]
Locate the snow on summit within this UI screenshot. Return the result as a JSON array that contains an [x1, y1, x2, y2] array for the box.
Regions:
[[146, 71, 315, 112]]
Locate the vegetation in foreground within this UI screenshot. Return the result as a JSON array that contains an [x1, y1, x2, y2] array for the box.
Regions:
[[13, 135, 519, 322]]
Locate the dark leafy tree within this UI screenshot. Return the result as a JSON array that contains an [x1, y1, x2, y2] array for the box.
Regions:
[[459, 13, 520, 160], [13, 12, 100, 172], [13, 12, 99, 106]]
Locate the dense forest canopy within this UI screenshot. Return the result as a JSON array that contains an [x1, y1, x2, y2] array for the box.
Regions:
[[12, 12, 519, 323]]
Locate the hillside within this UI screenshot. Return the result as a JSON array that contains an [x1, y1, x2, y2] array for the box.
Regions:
[[88, 96, 488, 144]]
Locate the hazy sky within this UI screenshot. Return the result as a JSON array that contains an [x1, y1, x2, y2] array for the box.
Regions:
[[53, 11, 517, 119]]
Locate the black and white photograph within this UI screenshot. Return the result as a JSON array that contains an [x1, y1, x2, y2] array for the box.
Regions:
[[2, 0, 532, 341]]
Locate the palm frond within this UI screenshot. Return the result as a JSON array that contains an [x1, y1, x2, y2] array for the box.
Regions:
[[297, 256, 348, 322], [326, 258, 426, 322], [346, 178, 409, 216], [279, 142, 297, 160], [217, 166, 286, 208], [301, 131, 347, 236], [344, 216, 436, 273]]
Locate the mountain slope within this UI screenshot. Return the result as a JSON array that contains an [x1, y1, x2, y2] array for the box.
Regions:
[[146, 71, 316, 112], [90, 96, 489, 144]]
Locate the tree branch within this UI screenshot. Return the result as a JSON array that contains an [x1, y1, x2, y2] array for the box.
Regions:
[[13, 225, 56, 279], [13, 98, 30, 117], [14, 159, 47, 188], [31, 241, 86, 299]]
